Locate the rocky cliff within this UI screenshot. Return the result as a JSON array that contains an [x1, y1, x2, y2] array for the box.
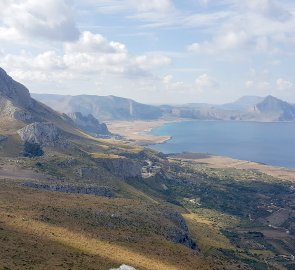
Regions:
[[67, 112, 110, 136], [17, 122, 67, 147], [0, 68, 34, 122], [96, 158, 142, 178]]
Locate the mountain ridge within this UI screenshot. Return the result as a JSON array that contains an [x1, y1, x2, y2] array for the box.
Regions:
[[33, 93, 295, 122]]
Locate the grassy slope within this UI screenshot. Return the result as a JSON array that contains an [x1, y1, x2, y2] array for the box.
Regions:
[[0, 179, 211, 270], [1, 100, 294, 269]]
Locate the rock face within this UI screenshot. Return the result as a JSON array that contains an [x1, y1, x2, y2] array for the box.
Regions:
[[23, 182, 114, 198], [97, 158, 142, 178], [0, 68, 33, 109], [163, 209, 197, 250], [76, 167, 105, 181], [17, 122, 66, 147], [254, 95, 295, 121], [0, 68, 34, 121], [67, 112, 110, 136]]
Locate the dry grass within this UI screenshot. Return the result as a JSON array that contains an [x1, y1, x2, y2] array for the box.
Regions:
[[0, 179, 213, 270], [90, 153, 124, 159], [184, 211, 237, 254], [0, 134, 23, 157]]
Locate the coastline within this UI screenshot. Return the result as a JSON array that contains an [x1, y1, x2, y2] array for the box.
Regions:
[[106, 119, 181, 145], [107, 119, 295, 182], [169, 153, 295, 183]]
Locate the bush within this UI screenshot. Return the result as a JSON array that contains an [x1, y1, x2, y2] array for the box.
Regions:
[[23, 141, 44, 157]]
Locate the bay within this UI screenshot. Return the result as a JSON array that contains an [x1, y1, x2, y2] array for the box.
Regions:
[[149, 121, 295, 168]]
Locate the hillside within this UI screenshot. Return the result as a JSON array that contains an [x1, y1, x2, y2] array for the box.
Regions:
[[1, 68, 295, 269], [0, 67, 212, 269]]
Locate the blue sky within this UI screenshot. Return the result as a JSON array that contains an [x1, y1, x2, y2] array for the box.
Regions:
[[0, 0, 295, 104]]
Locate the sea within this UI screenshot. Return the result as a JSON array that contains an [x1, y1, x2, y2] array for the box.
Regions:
[[149, 121, 295, 169]]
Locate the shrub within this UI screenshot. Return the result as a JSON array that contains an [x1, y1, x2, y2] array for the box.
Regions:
[[23, 141, 44, 157]]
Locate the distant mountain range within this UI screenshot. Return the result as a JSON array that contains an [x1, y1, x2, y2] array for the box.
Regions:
[[33, 93, 295, 122], [32, 94, 162, 121]]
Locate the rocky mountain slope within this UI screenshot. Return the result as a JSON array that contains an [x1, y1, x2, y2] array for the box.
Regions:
[[67, 112, 110, 136], [0, 67, 208, 269], [253, 95, 295, 121], [219, 96, 264, 111]]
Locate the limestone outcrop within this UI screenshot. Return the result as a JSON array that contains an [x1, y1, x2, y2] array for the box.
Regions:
[[17, 122, 66, 147]]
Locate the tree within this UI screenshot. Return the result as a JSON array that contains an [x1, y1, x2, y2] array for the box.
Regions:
[[22, 141, 44, 157]]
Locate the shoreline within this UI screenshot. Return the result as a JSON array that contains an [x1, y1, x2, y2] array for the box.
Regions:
[[106, 119, 182, 145], [107, 119, 295, 182], [169, 153, 295, 183]]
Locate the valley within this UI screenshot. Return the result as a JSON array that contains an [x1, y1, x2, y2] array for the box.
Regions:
[[0, 68, 294, 270]]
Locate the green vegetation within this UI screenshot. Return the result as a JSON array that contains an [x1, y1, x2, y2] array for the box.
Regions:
[[22, 141, 44, 157], [1, 68, 294, 269]]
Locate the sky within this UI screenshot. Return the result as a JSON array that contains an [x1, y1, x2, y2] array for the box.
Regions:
[[0, 0, 295, 104]]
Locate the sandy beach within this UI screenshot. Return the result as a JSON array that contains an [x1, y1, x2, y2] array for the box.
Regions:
[[106, 119, 178, 145]]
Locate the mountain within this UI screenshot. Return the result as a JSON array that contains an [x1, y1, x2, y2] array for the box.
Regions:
[[67, 112, 110, 136], [0, 68, 80, 137], [33, 93, 295, 122], [252, 95, 295, 121], [220, 96, 264, 111], [32, 93, 163, 121]]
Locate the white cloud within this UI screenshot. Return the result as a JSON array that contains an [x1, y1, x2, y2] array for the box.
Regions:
[[195, 73, 218, 92], [187, 43, 201, 53], [217, 31, 249, 50], [133, 54, 171, 69], [65, 31, 127, 54], [188, 31, 249, 54], [162, 74, 173, 84], [240, 0, 292, 22], [187, 0, 295, 56], [130, 0, 173, 12], [0, 0, 79, 42], [276, 78, 293, 91], [88, 0, 173, 14], [245, 80, 254, 88], [0, 30, 172, 86], [245, 79, 271, 91]]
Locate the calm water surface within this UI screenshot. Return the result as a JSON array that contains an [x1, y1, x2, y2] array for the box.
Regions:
[[149, 121, 295, 168]]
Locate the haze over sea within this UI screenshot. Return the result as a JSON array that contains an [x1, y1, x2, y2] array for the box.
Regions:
[[149, 121, 295, 169]]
